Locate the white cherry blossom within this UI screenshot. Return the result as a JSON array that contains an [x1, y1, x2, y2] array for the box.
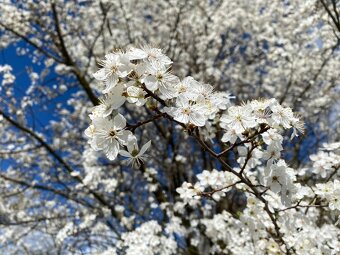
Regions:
[[119, 139, 151, 168], [93, 52, 132, 93], [90, 114, 132, 160]]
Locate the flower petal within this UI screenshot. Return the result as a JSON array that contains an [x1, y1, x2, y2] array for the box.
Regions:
[[93, 68, 106, 80], [113, 114, 126, 130], [105, 139, 120, 160], [144, 76, 158, 91], [119, 150, 132, 157], [138, 140, 151, 156]]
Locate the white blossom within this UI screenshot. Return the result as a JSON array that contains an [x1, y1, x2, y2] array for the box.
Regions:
[[89, 114, 132, 160]]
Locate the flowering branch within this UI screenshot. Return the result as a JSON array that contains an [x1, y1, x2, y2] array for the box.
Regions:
[[84, 45, 334, 255]]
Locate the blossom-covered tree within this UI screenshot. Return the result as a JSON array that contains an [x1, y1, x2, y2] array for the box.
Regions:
[[0, 0, 339, 254]]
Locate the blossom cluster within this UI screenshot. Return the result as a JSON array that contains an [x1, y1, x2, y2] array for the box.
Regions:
[[86, 46, 307, 209], [177, 98, 303, 206], [0, 64, 15, 87], [176, 170, 239, 203], [117, 220, 177, 255], [85, 46, 231, 165], [316, 180, 340, 210], [309, 142, 340, 178]]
